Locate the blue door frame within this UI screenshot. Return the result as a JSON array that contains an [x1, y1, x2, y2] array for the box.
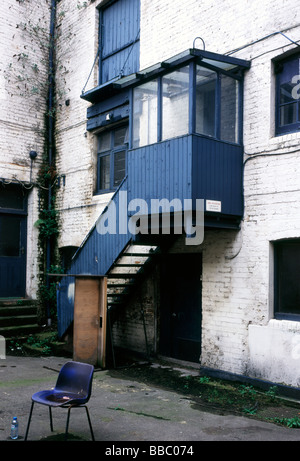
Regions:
[[0, 185, 27, 298]]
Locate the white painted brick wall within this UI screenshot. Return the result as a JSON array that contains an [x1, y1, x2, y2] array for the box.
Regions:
[[53, 0, 300, 384], [3, 0, 300, 384], [138, 0, 300, 382], [55, 0, 108, 248], [0, 1, 50, 297]]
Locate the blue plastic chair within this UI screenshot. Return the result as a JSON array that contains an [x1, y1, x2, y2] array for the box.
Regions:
[[24, 361, 95, 441]]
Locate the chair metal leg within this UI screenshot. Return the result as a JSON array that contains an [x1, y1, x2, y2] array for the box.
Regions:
[[64, 405, 95, 441], [65, 406, 72, 441], [24, 401, 34, 441], [49, 407, 53, 432], [25, 402, 53, 440], [85, 406, 95, 441]]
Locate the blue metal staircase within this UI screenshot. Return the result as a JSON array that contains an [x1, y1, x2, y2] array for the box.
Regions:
[[56, 177, 159, 339], [57, 132, 244, 339]]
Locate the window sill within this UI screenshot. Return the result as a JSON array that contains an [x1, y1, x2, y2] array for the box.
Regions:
[[269, 318, 300, 331], [268, 130, 300, 152], [92, 191, 114, 203], [93, 190, 115, 196], [271, 129, 300, 143]]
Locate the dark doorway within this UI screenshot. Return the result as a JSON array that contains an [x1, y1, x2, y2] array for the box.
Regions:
[[0, 184, 27, 298], [160, 253, 202, 362]]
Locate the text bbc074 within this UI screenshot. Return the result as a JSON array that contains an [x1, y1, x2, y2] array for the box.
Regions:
[[149, 446, 194, 456]]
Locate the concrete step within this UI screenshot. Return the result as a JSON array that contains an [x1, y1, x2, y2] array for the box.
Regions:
[[0, 299, 40, 338], [0, 314, 38, 327], [0, 305, 37, 317], [0, 323, 41, 339], [0, 298, 36, 307]]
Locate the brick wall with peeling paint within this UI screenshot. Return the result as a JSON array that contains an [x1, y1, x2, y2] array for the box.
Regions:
[[0, 1, 50, 297], [54, 0, 300, 384], [3, 0, 300, 385]]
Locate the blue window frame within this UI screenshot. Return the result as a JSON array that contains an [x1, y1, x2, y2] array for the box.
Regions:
[[99, 0, 140, 85], [275, 53, 300, 135], [274, 239, 300, 321], [132, 59, 242, 149], [82, 49, 249, 150], [97, 125, 128, 193]]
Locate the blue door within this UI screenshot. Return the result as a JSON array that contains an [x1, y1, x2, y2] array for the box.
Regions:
[[0, 185, 27, 298], [99, 0, 140, 84], [160, 254, 202, 362]]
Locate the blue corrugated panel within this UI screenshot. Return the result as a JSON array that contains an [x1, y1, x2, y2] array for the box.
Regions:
[[128, 134, 243, 215], [56, 275, 75, 338], [127, 136, 193, 206], [101, 0, 140, 83], [192, 135, 243, 216]]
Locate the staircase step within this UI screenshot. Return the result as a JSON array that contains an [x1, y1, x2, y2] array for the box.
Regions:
[[126, 243, 158, 250], [0, 298, 36, 307], [108, 301, 126, 309], [107, 283, 135, 288], [0, 314, 38, 327], [123, 245, 158, 256], [105, 243, 161, 315], [0, 305, 37, 317], [0, 299, 39, 338], [107, 301, 124, 309], [0, 323, 41, 339], [112, 263, 144, 268], [107, 289, 130, 295]]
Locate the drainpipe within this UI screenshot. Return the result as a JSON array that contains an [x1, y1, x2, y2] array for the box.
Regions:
[[46, 0, 57, 326]]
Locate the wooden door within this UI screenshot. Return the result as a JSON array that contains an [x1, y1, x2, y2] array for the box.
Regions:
[[73, 277, 107, 367]]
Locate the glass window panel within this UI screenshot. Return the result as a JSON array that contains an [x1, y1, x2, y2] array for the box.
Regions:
[[114, 126, 128, 147], [99, 154, 111, 190], [133, 79, 158, 148], [220, 74, 239, 143], [0, 185, 24, 210], [162, 67, 189, 141], [196, 66, 217, 137], [201, 58, 236, 72], [113, 150, 126, 187], [0, 216, 21, 257], [280, 81, 297, 104], [279, 56, 300, 87], [97, 125, 128, 191], [99, 132, 111, 152], [280, 102, 298, 126], [276, 55, 300, 134], [276, 241, 300, 316]]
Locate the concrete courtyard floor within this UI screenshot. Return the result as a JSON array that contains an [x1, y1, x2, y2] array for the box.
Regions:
[[1, 354, 300, 447]]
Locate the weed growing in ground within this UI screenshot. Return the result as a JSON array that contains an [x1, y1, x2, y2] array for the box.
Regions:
[[269, 416, 300, 428], [7, 331, 59, 356], [238, 384, 258, 398], [198, 376, 210, 384]]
